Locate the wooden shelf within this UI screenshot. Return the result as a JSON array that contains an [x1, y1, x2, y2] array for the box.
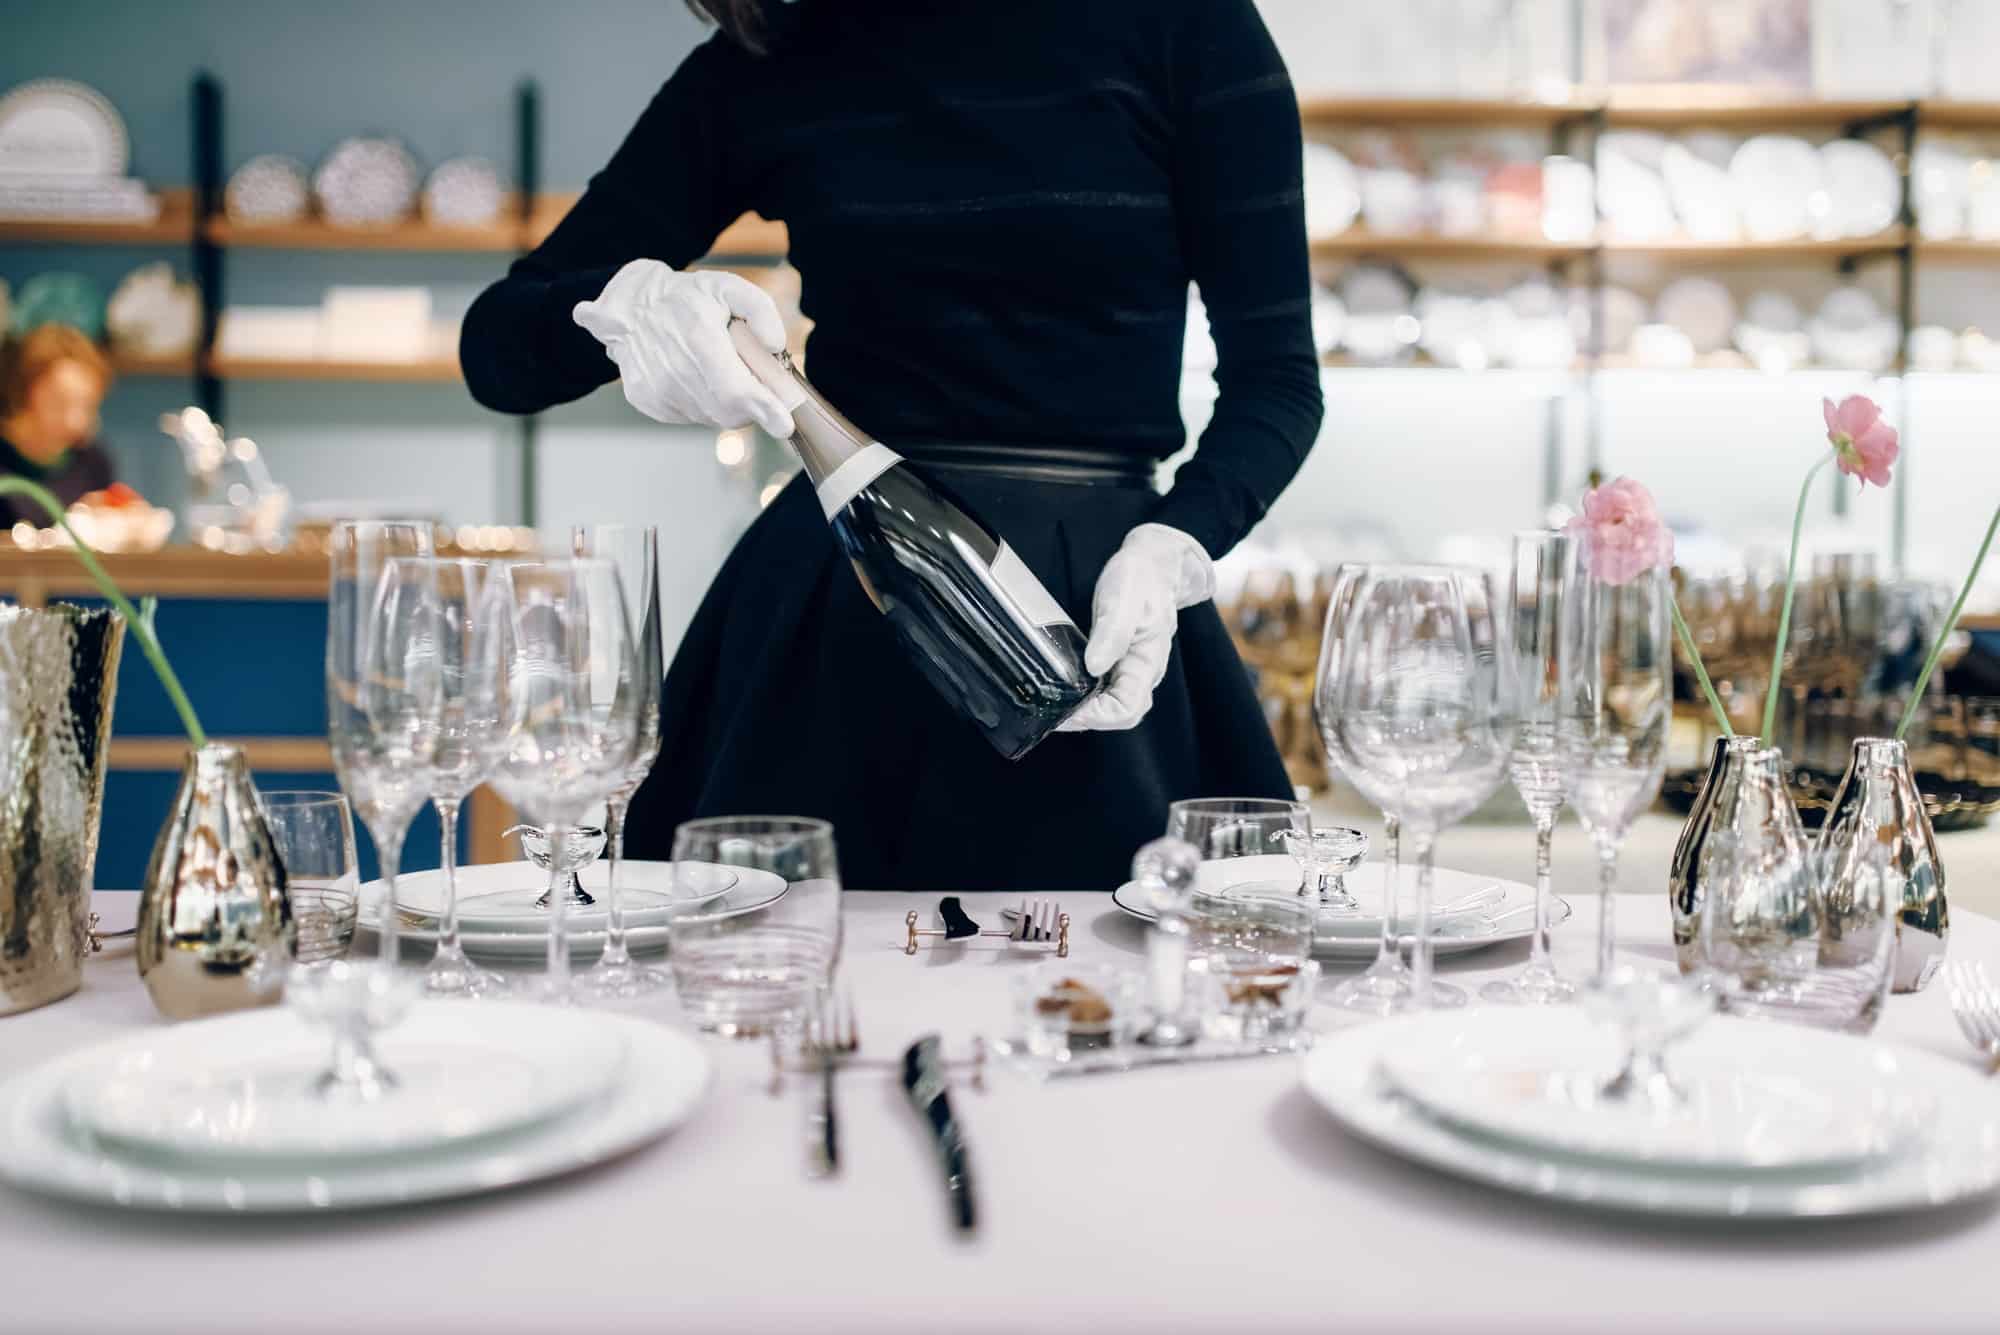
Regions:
[[0, 545, 329, 600], [1600, 228, 1908, 261], [109, 349, 197, 378], [207, 205, 523, 253], [1300, 94, 1592, 129], [1312, 228, 1589, 261], [1915, 102, 2000, 130], [205, 354, 462, 383], [0, 188, 196, 245], [1913, 237, 2000, 261], [1599, 89, 1910, 129]]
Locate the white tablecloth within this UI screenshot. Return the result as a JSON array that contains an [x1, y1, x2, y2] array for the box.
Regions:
[[3, 887, 1998, 1335]]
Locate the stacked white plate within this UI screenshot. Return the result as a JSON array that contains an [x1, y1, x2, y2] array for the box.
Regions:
[[1111, 857, 1564, 960], [361, 859, 789, 960], [0, 1001, 711, 1212], [1303, 1006, 2000, 1219]]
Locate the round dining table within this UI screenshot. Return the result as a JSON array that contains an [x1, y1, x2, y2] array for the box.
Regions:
[[2, 884, 1997, 1335]]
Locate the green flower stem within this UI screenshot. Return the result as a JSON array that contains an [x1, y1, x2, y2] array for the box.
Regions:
[[0, 477, 207, 747], [1670, 590, 1732, 737], [1761, 453, 1834, 745], [1896, 502, 2000, 742]]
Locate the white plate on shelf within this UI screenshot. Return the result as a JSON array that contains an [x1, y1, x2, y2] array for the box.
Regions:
[[0, 1008, 710, 1214], [1730, 134, 1821, 241], [1817, 139, 1899, 239], [1656, 277, 1736, 355], [1300, 1012, 2000, 1220], [63, 1002, 628, 1163], [1110, 861, 1565, 959], [1375, 1007, 1934, 1173], [1662, 133, 1739, 241], [360, 860, 789, 959], [1302, 142, 1361, 239], [1596, 131, 1675, 240], [0, 79, 128, 178]]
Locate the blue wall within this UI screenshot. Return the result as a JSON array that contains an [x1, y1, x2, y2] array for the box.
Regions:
[[2, 0, 762, 656]]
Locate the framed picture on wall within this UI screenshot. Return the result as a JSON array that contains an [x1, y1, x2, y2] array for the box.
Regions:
[[1593, 0, 1812, 88]]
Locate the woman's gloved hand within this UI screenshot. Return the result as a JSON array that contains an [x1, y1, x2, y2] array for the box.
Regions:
[[572, 259, 796, 438], [1058, 523, 1215, 733]]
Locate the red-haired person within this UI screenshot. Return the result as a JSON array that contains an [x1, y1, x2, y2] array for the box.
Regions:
[[0, 325, 119, 528]]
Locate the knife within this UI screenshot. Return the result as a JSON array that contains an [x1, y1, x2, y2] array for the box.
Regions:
[[901, 1034, 976, 1233], [812, 1016, 839, 1177]]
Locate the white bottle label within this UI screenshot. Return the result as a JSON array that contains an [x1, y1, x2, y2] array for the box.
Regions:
[[815, 442, 902, 520], [990, 542, 1075, 630]]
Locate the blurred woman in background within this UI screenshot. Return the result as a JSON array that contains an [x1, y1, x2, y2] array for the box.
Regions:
[[0, 324, 117, 527]]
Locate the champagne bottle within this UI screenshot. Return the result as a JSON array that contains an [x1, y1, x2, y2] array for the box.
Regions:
[[727, 319, 1099, 759]]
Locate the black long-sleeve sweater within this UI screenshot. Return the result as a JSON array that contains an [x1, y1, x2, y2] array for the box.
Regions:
[[459, 0, 1322, 558]]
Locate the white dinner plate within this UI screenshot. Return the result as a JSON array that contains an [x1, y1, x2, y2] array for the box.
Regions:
[[360, 860, 789, 959], [1656, 277, 1736, 355], [0, 1009, 711, 1213], [1730, 134, 1822, 241], [1110, 861, 1567, 959], [63, 1003, 628, 1163], [1301, 1014, 2000, 1220], [1817, 139, 1898, 239], [1661, 133, 1739, 241], [446, 862, 737, 930], [1302, 142, 1360, 239], [1596, 131, 1674, 240], [1375, 1007, 1932, 1172]]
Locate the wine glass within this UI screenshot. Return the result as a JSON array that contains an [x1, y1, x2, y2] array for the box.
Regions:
[[570, 525, 669, 1003], [1313, 563, 1413, 1013], [1328, 565, 1516, 1011], [394, 557, 511, 998], [327, 520, 440, 965], [668, 817, 844, 1036], [259, 790, 359, 964], [1557, 553, 1672, 980], [1165, 797, 1310, 866], [487, 559, 644, 1003], [1484, 531, 1577, 1005]]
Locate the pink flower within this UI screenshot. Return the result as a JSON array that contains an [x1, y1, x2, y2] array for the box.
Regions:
[[1823, 395, 1898, 489], [1565, 477, 1675, 586]]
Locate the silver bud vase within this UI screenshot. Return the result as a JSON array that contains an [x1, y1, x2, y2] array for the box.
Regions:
[[1694, 746, 1822, 1010], [1668, 734, 1764, 974], [1817, 737, 1947, 994], [0, 604, 125, 1016], [136, 742, 295, 1019]]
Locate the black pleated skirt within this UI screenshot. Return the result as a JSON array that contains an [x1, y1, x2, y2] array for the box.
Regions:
[[621, 452, 1292, 892]]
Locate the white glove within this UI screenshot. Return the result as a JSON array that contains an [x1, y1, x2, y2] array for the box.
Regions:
[[1058, 524, 1215, 733], [572, 259, 796, 438]]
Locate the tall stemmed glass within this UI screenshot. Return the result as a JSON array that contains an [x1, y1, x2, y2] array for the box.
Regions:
[[396, 557, 511, 997], [487, 558, 643, 1003], [1483, 532, 1578, 1004], [1329, 566, 1516, 1010], [1557, 553, 1672, 980], [1313, 563, 1413, 1013], [571, 525, 668, 1003], [327, 521, 441, 965]]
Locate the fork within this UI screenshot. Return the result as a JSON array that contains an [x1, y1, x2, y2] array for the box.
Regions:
[[1012, 898, 1058, 944], [1945, 962, 2000, 1075], [804, 991, 859, 1177]]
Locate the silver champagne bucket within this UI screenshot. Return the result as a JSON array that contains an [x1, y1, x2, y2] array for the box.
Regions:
[[0, 604, 125, 1016]]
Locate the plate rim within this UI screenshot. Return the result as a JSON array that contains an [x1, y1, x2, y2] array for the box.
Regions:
[[0, 1005, 711, 1213], [0, 78, 130, 179], [1373, 1006, 1931, 1174], [62, 1001, 630, 1163], [1300, 1011, 2000, 1220]]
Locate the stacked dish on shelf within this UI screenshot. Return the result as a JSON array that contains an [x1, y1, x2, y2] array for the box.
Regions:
[[1597, 129, 1900, 244]]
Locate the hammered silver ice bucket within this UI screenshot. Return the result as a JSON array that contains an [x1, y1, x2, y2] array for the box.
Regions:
[[0, 604, 125, 1016]]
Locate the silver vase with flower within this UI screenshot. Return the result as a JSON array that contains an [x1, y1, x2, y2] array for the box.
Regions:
[[1817, 736, 1947, 994]]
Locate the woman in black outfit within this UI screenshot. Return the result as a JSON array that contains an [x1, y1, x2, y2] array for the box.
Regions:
[[459, 0, 1323, 892]]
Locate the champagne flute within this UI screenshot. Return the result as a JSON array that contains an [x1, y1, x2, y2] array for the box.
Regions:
[[1483, 532, 1577, 1005], [1314, 563, 1411, 1013], [1329, 566, 1516, 1011], [571, 525, 669, 1003], [1557, 554, 1672, 980], [327, 521, 440, 965], [394, 557, 511, 998], [487, 559, 644, 1003]]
